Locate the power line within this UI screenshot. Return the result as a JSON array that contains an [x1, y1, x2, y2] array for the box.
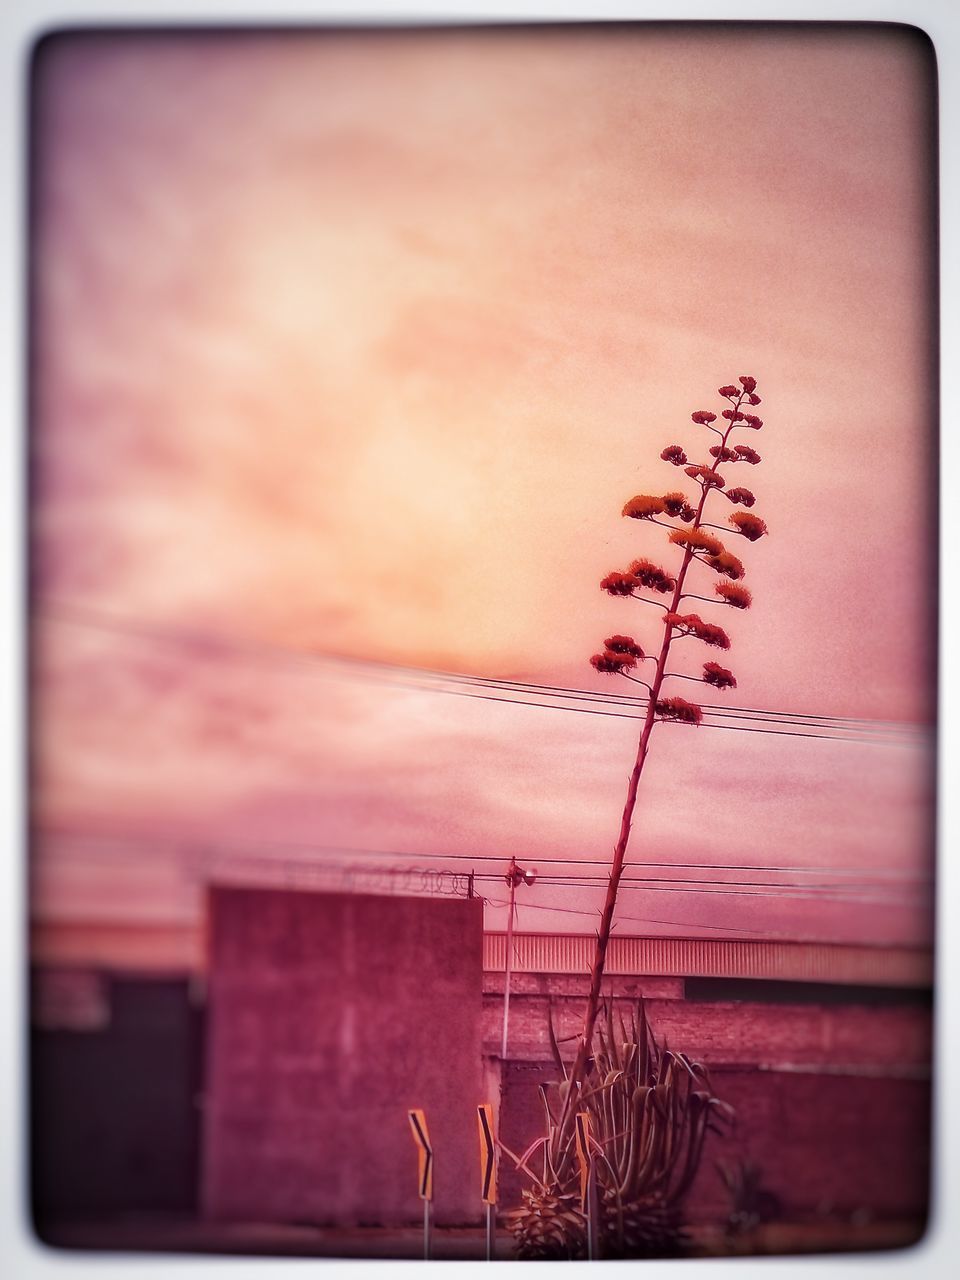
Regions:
[[38, 601, 927, 744], [480, 877, 925, 908], [305, 669, 914, 745], [480, 896, 887, 941], [37, 828, 931, 884], [43, 844, 922, 902], [471, 871, 928, 896], [326, 656, 925, 735]]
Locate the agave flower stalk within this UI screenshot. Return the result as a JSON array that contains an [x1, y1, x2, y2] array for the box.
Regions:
[[564, 377, 769, 1147]]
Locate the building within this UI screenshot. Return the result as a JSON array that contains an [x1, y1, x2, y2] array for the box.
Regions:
[[30, 889, 933, 1245]]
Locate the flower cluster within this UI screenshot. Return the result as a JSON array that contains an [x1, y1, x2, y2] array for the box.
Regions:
[[622, 494, 666, 520], [664, 612, 731, 649], [702, 662, 737, 689], [600, 571, 640, 596], [660, 445, 688, 466], [591, 650, 638, 674], [668, 528, 724, 556], [655, 696, 703, 725], [728, 512, 768, 541], [705, 550, 746, 580], [684, 464, 725, 489], [593, 375, 767, 738], [714, 581, 752, 609], [724, 486, 755, 507], [604, 635, 645, 659], [628, 558, 675, 593]]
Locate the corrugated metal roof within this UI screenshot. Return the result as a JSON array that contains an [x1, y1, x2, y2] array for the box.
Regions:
[[483, 933, 932, 988], [31, 920, 933, 989]]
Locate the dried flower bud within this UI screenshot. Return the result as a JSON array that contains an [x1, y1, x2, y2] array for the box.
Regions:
[[718, 384, 739, 397], [739, 376, 757, 393], [661, 491, 687, 516], [622, 494, 666, 519], [591, 650, 637, 675], [742, 414, 763, 430], [664, 612, 731, 649], [668, 528, 724, 557], [705, 550, 746, 580], [660, 445, 688, 466], [722, 409, 746, 422], [709, 445, 738, 462], [729, 512, 768, 541], [691, 410, 717, 425], [600, 571, 641, 596], [703, 662, 737, 690], [714, 581, 752, 609], [679, 503, 696, 523], [724, 487, 756, 507], [655, 696, 703, 725], [733, 445, 761, 465], [747, 393, 762, 406], [604, 635, 645, 659], [628, 558, 675, 593]]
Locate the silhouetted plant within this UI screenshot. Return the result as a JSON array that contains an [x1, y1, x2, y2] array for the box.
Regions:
[[559, 376, 769, 1154], [508, 376, 767, 1258]]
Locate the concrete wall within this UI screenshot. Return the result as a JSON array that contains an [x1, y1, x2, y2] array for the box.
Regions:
[[202, 888, 484, 1227]]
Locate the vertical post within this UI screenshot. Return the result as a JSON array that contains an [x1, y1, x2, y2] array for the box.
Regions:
[[500, 857, 518, 1062], [408, 1109, 433, 1259], [477, 1102, 498, 1261], [586, 1155, 600, 1260]]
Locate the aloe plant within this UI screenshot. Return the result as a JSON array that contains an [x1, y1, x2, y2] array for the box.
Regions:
[[503, 998, 733, 1259]]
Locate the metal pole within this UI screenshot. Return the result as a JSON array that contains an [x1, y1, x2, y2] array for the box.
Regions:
[[500, 858, 518, 1061], [486, 1202, 494, 1261], [424, 1196, 431, 1261], [586, 1156, 599, 1261]]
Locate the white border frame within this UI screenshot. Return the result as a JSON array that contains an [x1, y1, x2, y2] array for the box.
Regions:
[[3, 4, 955, 1277]]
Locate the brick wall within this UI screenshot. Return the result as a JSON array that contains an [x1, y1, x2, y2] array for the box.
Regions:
[[486, 984, 932, 1068], [487, 978, 932, 1227]]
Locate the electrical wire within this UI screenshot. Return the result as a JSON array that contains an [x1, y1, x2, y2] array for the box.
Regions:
[[36, 828, 932, 885], [37, 601, 928, 747]]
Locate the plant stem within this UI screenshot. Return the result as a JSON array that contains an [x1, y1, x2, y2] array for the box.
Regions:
[[557, 391, 745, 1145]]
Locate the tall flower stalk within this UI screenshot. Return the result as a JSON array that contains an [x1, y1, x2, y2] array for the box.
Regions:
[[555, 375, 769, 1148]]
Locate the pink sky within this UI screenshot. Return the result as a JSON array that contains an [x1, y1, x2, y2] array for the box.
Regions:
[[30, 26, 936, 945]]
